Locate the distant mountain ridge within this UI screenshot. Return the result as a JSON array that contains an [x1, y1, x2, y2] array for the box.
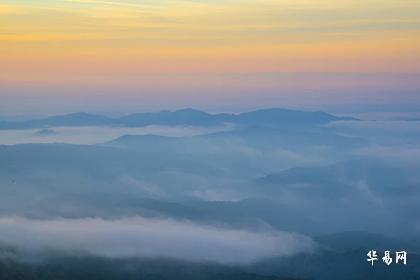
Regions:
[[0, 108, 357, 129]]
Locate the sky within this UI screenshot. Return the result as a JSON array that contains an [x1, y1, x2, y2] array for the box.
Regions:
[[1, 0, 420, 114]]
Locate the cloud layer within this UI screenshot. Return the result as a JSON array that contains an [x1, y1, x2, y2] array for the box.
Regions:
[[0, 217, 314, 264]]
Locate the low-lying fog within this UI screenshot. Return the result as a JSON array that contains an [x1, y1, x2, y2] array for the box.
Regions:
[[0, 125, 233, 145], [0, 216, 313, 264]]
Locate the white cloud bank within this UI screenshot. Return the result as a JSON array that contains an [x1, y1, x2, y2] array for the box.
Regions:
[[0, 217, 314, 264]]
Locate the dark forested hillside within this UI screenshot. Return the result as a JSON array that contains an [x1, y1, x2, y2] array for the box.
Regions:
[[0, 256, 296, 280]]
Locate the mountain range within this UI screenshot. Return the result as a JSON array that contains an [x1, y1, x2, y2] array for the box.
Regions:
[[0, 108, 356, 129]]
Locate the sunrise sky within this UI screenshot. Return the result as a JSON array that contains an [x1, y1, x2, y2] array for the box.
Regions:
[[1, 0, 420, 114]]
